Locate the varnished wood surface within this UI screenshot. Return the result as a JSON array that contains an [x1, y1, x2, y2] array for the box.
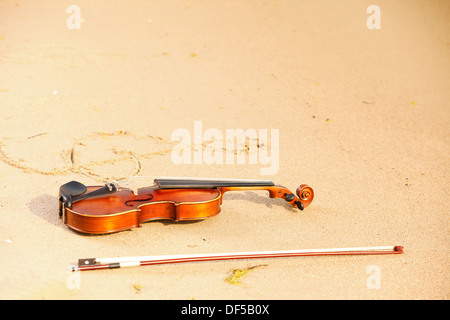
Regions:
[[63, 183, 313, 234]]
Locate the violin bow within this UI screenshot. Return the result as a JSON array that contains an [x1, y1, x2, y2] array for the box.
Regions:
[[69, 246, 403, 272]]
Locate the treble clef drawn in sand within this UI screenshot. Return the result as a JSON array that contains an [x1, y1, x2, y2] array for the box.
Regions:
[[0, 131, 260, 181], [0, 131, 175, 180]]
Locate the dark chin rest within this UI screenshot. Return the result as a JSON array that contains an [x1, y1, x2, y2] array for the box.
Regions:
[[59, 181, 87, 212], [59, 181, 117, 217]]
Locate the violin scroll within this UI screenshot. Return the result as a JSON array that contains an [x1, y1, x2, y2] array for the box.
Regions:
[[296, 184, 314, 209], [281, 184, 314, 211]]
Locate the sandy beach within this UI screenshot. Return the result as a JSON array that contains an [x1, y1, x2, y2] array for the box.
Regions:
[[0, 0, 448, 300]]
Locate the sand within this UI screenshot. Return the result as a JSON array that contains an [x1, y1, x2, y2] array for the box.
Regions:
[[0, 0, 448, 300]]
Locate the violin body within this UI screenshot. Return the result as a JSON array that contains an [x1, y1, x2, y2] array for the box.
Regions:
[[59, 178, 314, 234]]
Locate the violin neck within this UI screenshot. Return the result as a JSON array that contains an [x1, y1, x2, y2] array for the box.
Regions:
[[154, 178, 292, 203], [155, 178, 275, 189]]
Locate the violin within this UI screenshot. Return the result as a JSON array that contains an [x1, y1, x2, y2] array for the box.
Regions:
[[59, 178, 314, 234]]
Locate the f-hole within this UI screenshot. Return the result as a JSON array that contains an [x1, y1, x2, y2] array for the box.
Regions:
[[125, 194, 154, 206]]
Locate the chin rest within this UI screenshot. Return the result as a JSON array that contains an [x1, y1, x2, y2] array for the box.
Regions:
[[59, 181, 87, 215], [59, 180, 118, 217]]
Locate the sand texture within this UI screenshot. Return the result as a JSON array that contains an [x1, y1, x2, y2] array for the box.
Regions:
[[0, 0, 448, 300]]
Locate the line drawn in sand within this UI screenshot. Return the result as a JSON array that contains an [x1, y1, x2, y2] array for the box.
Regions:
[[0, 130, 260, 181], [0, 131, 175, 181]]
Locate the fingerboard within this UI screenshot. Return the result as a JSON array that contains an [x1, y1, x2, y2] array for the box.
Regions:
[[154, 178, 275, 189]]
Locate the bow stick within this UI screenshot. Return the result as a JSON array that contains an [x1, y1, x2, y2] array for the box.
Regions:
[[69, 246, 403, 272]]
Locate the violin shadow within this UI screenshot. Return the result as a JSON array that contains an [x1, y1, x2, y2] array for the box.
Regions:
[[154, 192, 297, 227], [28, 194, 65, 229], [222, 191, 298, 212]]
